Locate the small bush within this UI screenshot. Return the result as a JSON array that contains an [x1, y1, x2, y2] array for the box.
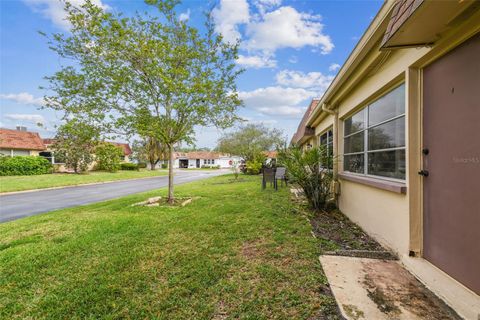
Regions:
[[245, 160, 262, 175], [161, 163, 168, 169], [0, 156, 52, 176], [201, 165, 220, 169], [278, 146, 334, 211], [137, 162, 147, 169], [120, 163, 139, 171], [95, 143, 123, 172]]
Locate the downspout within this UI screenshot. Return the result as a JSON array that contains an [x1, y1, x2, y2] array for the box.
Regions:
[[322, 103, 340, 201]]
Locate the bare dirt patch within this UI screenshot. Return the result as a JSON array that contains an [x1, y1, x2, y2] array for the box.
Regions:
[[310, 210, 384, 252], [362, 260, 462, 319], [131, 196, 197, 208], [241, 239, 268, 260]]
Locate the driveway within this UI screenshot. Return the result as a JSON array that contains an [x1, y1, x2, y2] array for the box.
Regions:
[[0, 169, 228, 223]]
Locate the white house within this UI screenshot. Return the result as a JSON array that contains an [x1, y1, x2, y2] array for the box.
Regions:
[[162, 151, 242, 169]]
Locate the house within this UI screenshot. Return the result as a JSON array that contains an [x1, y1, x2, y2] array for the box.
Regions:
[[0, 127, 46, 156], [263, 151, 278, 165], [291, 99, 318, 150], [162, 151, 242, 169], [292, 1, 479, 318], [110, 142, 133, 163], [42, 139, 132, 171]]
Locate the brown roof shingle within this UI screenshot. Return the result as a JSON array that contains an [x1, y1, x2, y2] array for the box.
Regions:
[[0, 128, 46, 151], [110, 142, 132, 156]]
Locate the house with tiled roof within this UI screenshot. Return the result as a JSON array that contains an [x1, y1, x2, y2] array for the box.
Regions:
[[162, 151, 242, 169], [0, 127, 46, 156], [42, 139, 133, 166]]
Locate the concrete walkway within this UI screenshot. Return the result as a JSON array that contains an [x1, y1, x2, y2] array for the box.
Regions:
[[0, 169, 228, 223], [319, 255, 461, 320]]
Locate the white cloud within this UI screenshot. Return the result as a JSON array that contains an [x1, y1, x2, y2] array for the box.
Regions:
[[4, 114, 46, 125], [288, 55, 298, 64], [212, 0, 250, 44], [246, 6, 333, 54], [241, 117, 278, 125], [329, 63, 341, 72], [23, 0, 109, 31], [179, 9, 190, 22], [238, 86, 317, 116], [236, 54, 277, 69], [239, 86, 316, 107], [254, 0, 282, 15], [0, 92, 45, 106], [275, 70, 333, 90], [258, 105, 305, 116]]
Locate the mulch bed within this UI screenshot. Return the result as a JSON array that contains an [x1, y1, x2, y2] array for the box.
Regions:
[[310, 209, 386, 253]]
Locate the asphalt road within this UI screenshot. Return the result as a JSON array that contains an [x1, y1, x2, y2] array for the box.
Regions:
[[0, 170, 228, 223]]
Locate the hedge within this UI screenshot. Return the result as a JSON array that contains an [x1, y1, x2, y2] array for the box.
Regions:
[[0, 156, 52, 176], [120, 163, 139, 171]]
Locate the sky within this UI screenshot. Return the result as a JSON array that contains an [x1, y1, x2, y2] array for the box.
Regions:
[[0, 0, 383, 148]]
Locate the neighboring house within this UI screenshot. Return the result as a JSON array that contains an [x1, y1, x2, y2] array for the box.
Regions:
[[263, 151, 278, 165], [293, 1, 479, 317], [290, 99, 318, 150], [0, 127, 46, 156], [42, 139, 132, 164], [110, 142, 133, 163], [161, 151, 242, 169]]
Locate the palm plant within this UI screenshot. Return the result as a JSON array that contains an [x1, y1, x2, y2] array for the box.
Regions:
[[278, 146, 334, 211]]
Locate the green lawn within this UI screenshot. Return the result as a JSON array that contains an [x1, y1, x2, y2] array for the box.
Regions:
[[0, 170, 168, 193], [0, 175, 338, 319]]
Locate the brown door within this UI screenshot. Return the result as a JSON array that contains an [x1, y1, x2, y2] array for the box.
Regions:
[[423, 33, 480, 294]]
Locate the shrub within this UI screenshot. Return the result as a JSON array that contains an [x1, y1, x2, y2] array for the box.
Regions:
[[120, 163, 138, 171], [95, 143, 123, 172], [245, 160, 262, 175], [278, 146, 334, 211], [0, 156, 52, 176], [161, 163, 168, 169], [137, 162, 147, 169]]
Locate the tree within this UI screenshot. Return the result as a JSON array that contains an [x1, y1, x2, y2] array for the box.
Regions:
[[95, 142, 123, 172], [216, 123, 284, 162], [132, 136, 168, 170], [43, 0, 243, 203], [53, 119, 99, 173]]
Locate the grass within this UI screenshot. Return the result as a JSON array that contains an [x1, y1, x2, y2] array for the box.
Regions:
[[0, 170, 168, 193], [0, 175, 338, 319]]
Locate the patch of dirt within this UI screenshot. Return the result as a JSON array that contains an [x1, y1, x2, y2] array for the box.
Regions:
[[213, 300, 228, 320], [241, 239, 268, 260], [131, 196, 197, 207], [310, 209, 385, 252], [362, 260, 462, 319]]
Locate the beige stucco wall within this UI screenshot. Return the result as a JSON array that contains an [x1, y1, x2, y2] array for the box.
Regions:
[[338, 179, 410, 254], [331, 47, 429, 255], [315, 114, 334, 136]]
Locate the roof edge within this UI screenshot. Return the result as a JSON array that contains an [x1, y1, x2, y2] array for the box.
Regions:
[[306, 0, 396, 126]]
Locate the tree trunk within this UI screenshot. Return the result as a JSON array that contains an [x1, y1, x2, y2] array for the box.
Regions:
[[167, 145, 174, 204], [149, 160, 156, 170]]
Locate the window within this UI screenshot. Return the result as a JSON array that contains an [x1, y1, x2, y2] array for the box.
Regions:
[[319, 128, 333, 169], [343, 84, 405, 180], [204, 159, 207, 165], [39, 151, 65, 164]]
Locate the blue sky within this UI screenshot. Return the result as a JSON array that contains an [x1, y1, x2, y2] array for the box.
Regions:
[[0, 0, 382, 147]]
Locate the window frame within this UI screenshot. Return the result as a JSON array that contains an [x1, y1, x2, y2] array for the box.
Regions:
[[343, 84, 406, 182], [318, 127, 334, 170]]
